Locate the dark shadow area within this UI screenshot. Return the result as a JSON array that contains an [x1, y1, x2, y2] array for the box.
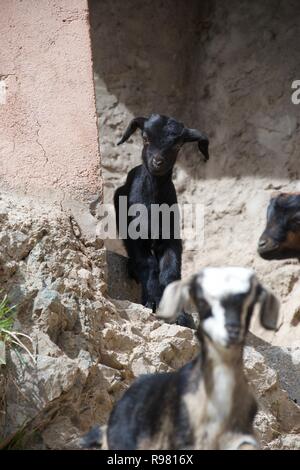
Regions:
[[89, 0, 205, 122], [247, 332, 300, 404], [106, 250, 141, 304], [89, 0, 300, 179]]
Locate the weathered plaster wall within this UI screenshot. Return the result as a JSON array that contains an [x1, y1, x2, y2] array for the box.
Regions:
[[0, 0, 101, 204], [0, 0, 109, 448]]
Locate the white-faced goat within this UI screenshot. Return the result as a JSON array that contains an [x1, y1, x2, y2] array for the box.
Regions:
[[83, 267, 280, 450], [114, 114, 209, 327]]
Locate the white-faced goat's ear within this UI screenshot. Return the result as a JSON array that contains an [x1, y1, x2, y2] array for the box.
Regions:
[[257, 285, 281, 330], [157, 279, 191, 323]]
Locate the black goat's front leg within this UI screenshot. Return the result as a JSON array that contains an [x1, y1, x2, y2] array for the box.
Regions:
[[158, 241, 196, 329], [143, 256, 162, 312], [125, 240, 161, 311], [158, 240, 182, 288]]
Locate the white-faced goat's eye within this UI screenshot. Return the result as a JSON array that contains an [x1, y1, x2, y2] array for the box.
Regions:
[[198, 299, 211, 320], [234, 293, 246, 303], [197, 298, 210, 313]]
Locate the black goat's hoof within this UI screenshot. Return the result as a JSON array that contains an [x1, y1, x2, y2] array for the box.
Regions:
[[127, 260, 140, 284], [176, 312, 196, 330], [81, 425, 103, 449], [145, 301, 156, 313]]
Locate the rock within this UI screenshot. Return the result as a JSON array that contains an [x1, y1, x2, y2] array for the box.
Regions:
[[106, 251, 141, 304], [90, 0, 300, 345], [0, 192, 300, 448], [268, 434, 300, 450], [88, 0, 300, 449], [1, 0, 299, 450], [244, 345, 300, 448], [0, 193, 200, 449]]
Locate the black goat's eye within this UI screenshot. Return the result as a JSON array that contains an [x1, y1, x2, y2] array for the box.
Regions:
[[143, 135, 150, 145]]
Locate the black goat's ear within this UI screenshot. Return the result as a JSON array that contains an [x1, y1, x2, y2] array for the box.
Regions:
[[256, 285, 281, 330], [117, 117, 147, 145], [182, 128, 209, 162], [157, 279, 191, 323]]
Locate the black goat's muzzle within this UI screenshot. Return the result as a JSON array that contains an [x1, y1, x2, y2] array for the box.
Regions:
[[257, 235, 280, 259], [153, 157, 164, 168], [149, 157, 169, 175]]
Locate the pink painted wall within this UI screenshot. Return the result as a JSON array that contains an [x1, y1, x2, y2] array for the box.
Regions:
[[0, 0, 101, 203]]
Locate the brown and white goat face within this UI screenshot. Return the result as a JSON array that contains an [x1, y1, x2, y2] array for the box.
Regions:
[[158, 267, 280, 348], [258, 193, 300, 260]]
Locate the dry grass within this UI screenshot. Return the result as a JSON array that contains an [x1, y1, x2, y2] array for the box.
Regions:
[[0, 293, 35, 365]]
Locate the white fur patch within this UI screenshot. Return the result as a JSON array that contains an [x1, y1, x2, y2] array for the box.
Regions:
[[200, 267, 255, 299], [208, 362, 234, 421], [202, 302, 228, 346], [184, 359, 235, 447], [199, 267, 257, 346], [225, 435, 259, 450]]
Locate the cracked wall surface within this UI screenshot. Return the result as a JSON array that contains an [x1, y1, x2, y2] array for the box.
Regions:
[[0, 0, 101, 206]]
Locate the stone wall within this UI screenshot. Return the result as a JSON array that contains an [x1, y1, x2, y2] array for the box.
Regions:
[[0, 193, 198, 448], [89, 0, 300, 448], [1, 193, 299, 449], [89, 0, 300, 346], [0, 0, 107, 448], [0, 0, 299, 449]]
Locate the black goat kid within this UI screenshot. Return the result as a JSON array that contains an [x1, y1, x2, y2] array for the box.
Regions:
[[114, 114, 209, 327]]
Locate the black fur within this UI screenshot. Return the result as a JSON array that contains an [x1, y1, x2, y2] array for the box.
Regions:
[[81, 425, 103, 449], [107, 358, 200, 450], [258, 193, 300, 260], [114, 114, 209, 323], [84, 269, 277, 451]]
